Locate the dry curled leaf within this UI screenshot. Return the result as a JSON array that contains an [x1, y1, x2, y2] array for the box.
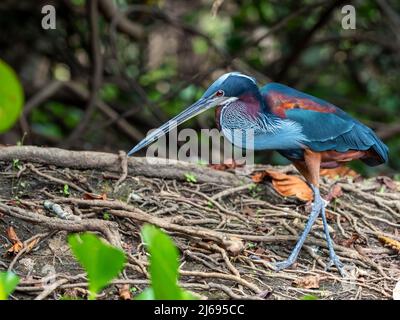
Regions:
[[252, 170, 313, 202], [119, 284, 132, 300], [242, 206, 255, 216], [209, 159, 245, 171], [25, 237, 40, 253], [254, 247, 265, 255], [339, 234, 360, 248], [6, 226, 23, 254], [378, 235, 400, 254], [251, 171, 267, 183], [325, 184, 343, 201], [293, 275, 320, 289], [320, 166, 359, 179], [83, 192, 107, 200], [223, 236, 244, 256], [376, 176, 397, 191]]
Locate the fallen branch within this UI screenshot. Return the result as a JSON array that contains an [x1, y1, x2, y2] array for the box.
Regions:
[[0, 146, 250, 186]]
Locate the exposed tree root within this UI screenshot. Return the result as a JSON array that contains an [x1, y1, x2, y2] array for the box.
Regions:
[[0, 146, 398, 300]]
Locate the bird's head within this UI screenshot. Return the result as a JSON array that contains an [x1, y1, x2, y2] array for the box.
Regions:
[[127, 72, 258, 156]]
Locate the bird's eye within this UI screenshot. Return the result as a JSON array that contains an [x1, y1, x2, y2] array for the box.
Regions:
[[215, 90, 224, 97]]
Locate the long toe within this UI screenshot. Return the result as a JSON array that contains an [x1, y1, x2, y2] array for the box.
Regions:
[[326, 255, 345, 277], [274, 260, 294, 272]]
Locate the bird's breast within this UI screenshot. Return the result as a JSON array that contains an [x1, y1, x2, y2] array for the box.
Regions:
[[218, 100, 308, 150]]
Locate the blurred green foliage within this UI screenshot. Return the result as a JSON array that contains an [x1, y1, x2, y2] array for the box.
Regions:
[[0, 1, 399, 175], [0, 271, 20, 300], [0, 59, 24, 133]]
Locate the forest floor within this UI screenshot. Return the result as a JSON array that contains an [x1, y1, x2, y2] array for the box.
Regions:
[[0, 146, 399, 300]]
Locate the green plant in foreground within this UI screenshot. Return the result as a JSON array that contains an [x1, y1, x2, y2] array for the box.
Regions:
[[67, 226, 195, 300], [0, 59, 24, 133], [0, 271, 20, 300], [136, 224, 196, 300], [68, 233, 126, 300]]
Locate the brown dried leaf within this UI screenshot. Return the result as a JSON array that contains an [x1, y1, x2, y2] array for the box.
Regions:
[[252, 170, 313, 201], [223, 236, 244, 256], [25, 238, 40, 253], [293, 275, 320, 289], [242, 206, 255, 216], [376, 176, 397, 191], [339, 234, 360, 248], [325, 184, 343, 201], [251, 171, 267, 183], [209, 159, 245, 171], [6, 226, 24, 254], [119, 284, 132, 300], [320, 166, 359, 179], [7, 242, 23, 255], [254, 247, 265, 255], [83, 193, 107, 200], [7, 226, 21, 243], [378, 235, 400, 254]]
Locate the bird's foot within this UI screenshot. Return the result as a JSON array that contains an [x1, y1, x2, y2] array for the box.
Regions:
[[319, 199, 346, 277], [274, 259, 295, 272], [274, 185, 323, 272], [326, 252, 345, 277]]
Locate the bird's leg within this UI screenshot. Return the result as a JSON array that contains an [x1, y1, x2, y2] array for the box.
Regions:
[[275, 152, 346, 276], [274, 185, 323, 271], [320, 204, 345, 276], [274, 151, 322, 271]]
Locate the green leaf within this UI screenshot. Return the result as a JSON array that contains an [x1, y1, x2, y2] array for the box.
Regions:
[[0, 272, 20, 300], [135, 287, 155, 300], [68, 233, 126, 299], [301, 294, 318, 300], [0, 59, 24, 133], [141, 224, 182, 299]]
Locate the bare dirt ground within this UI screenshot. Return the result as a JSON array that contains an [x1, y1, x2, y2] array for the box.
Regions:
[[0, 146, 399, 300]]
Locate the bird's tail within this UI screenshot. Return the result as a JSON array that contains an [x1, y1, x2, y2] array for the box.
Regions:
[[361, 127, 389, 166]]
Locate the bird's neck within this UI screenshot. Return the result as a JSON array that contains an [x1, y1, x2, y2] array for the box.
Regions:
[[215, 90, 266, 130]]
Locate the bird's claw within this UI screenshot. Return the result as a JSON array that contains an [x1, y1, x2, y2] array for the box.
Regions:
[[274, 260, 294, 272], [326, 255, 345, 277]]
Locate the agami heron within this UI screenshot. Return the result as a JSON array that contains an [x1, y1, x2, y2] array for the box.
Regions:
[[128, 72, 388, 275]]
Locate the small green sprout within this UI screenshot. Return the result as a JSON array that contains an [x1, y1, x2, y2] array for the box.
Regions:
[[196, 160, 208, 166], [12, 159, 22, 170], [247, 183, 257, 191], [184, 173, 197, 183], [247, 242, 256, 249], [62, 184, 70, 197], [103, 212, 111, 220]]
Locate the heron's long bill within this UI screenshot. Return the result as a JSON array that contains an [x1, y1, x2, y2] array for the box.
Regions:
[[127, 96, 232, 156]]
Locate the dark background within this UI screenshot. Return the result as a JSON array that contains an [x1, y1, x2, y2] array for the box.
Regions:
[[0, 0, 399, 176]]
